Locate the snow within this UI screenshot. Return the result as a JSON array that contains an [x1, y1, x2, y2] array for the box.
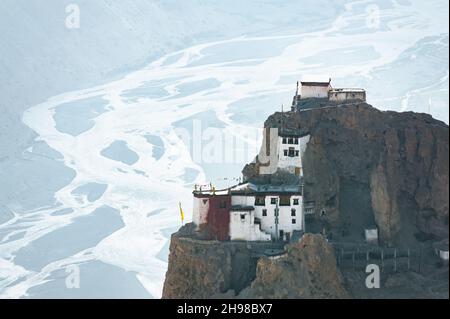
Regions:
[[0, 0, 448, 299]]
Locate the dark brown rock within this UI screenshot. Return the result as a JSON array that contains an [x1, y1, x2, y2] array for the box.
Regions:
[[162, 224, 268, 299], [163, 102, 448, 299], [248, 103, 448, 247], [238, 234, 350, 299], [163, 229, 349, 299]]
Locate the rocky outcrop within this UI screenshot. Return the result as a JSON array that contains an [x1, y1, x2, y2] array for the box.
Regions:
[[246, 102, 449, 247], [163, 228, 349, 299], [370, 162, 401, 245], [163, 101, 448, 299], [239, 234, 349, 299], [162, 224, 264, 299]]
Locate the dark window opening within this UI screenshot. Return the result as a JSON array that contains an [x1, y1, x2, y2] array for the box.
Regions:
[[295, 150, 300, 157], [280, 196, 290, 206], [255, 196, 266, 206], [288, 147, 295, 157], [293, 198, 299, 205], [271, 198, 277, 205], [288, 138, 294, 144], [262, 209, 267, 217], [292, 219, 296, 224], [284, 150, 288, 156], [240, 214, 246, 221], [291, 209, 296, 216], [294, 138, 299, 144]]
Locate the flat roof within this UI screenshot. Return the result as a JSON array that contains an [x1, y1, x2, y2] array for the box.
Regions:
[[231, 182, 302, 195], [231, 205, 255, 211], [330, 88, 365, 93], [193, 189, 230, 196], [300, 81, 331, 87], [194, 182, 303, 196], [278, 131, 306, 138]]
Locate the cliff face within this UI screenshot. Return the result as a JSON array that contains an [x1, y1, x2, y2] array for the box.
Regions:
[[239, 234, 349, 299], [162, 224, 263, 299], [163, 102, 449, 299], [246, 103, 449, 247], [163, 227, 348, 299]]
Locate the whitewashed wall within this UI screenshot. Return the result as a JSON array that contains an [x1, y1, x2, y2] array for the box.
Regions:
[[231, 194, 303, 240], [229, 210, 271, 241], [277, 135, 309, 176], [277, 137, 301, 171], [193, 196, 209, 229], [276, 196, 303, 238], [300, 85, 331, 98], [329, 91, 366, 102], [299, 135, 310, 158]]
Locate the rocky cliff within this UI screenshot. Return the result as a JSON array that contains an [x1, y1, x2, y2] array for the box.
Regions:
[[245, 102, 449, 247], [163, 226, 348, 299], [238, 233, 349, 299], [163, 101, 449, 299], [162, 224, 264, 299]]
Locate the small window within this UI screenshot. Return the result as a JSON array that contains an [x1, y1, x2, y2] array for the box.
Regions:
[[280, 196, 290, 206], [294, 138, 299, 144], [255, 196, 266, 206], [288, 138, 294, 144], [292, 219, 296, 224], [271, 198, 277, 205], [282, 137, 287, 144], [293, 198, 299, 205], [295, 150, 300, 157], [283, 150, 288, 156], [240, 214, 246, 221], [202, 199, 208, 205], [291, 209, 296, 216], [262, 209, 267, 217], [288, 148, 295, 157]]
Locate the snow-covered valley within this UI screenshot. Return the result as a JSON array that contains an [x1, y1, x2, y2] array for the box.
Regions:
[[0, 0, 448, 298]]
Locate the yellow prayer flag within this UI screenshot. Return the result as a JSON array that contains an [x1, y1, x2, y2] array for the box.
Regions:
[[179, 202, 184, 224]]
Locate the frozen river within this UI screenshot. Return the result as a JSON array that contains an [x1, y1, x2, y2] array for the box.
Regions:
[[0, 0, 448, 298]]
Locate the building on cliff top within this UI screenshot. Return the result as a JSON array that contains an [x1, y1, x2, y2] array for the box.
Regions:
[[193, 182, 304, 242], [291, 78, 366, 111], [190, 80, 372, 243], [299, 79, 332, 99], [274, 131, 310, 177], [329, 88, 366, 102], [192, 119, 310, 242]]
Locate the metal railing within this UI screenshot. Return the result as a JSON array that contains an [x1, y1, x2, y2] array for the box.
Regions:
[[331, 242, 422, 274]]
